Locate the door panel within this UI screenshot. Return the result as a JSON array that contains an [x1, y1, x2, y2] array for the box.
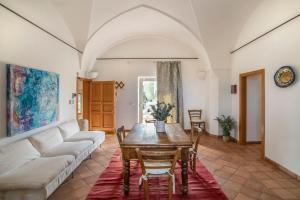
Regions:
[[91, 82, 102, 102], [90, 113, 102, 129], [103, 113, 114, 128], [102, 82, 114, 102], [91, 103, 101, 112], [82, 80, 90, 120], [102, 103, 114, 112]]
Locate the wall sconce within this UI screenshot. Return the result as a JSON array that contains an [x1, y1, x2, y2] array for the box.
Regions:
[[231, 85, 237, 94]]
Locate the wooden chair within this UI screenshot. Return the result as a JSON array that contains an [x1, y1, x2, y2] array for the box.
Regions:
[[188, 109, 206, 136], [116, 126, 126, 146], [189, 129, 203, 175], [136, 148, 181, 200]]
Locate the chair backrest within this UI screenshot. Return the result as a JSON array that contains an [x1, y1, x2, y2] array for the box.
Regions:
[[188, 109, 202, 120], [116, 126, 126, 146], [136, 148, 181, 175]]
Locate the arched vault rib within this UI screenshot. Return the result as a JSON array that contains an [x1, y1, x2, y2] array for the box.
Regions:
[[81, 5, 211, 72]]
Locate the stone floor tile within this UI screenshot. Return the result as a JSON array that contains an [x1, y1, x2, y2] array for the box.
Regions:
[[51, 134, 300, 200], [234, 193, 256, 200], [271, 189, 298, 200]]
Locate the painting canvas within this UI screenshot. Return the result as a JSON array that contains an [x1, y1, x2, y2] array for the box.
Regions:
[[7, 64, 59, 136]]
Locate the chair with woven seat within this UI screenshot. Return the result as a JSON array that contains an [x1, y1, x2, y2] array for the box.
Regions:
[[136, 148, 181, 200], [188, 109, 205, 138], [189, 128, 203, 175]]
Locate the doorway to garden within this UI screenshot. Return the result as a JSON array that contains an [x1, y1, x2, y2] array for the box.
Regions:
[[138, 77, 157, 123]]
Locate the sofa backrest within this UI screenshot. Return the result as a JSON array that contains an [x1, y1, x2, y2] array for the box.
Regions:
[[58, 120, 80, 139], [0, 139, 40, 175], [29, 127, 64, 153]]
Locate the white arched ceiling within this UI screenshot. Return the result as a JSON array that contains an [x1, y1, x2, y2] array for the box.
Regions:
[[191, 0, 262, 69], [48, 0, 263, 71], [81, 5, 210, 71], [100, 36, 199, 59], [88, 0, 202, 40], [50, 0, 93, 51], [1, 0, 77, 47]]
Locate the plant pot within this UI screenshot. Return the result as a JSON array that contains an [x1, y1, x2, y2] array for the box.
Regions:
[[223, 136, 230, 142], [155, 121, 165, 133]]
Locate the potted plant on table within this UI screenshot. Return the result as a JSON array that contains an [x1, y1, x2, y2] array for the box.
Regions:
[[150, 102, 175, 133], [215, 115, 235, 142]]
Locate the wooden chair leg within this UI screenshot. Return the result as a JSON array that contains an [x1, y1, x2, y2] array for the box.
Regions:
[[202, 122, 206, 133], [168, 176, 173, 200], [190, 122, 194, 142], [143, 180, 150, 200], [193, 155, 197, 175], [189, 154, 193, 171]]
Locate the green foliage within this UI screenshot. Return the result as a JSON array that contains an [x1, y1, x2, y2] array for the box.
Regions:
[[150, 102, 175, 121], [215, 115, 235, 136]]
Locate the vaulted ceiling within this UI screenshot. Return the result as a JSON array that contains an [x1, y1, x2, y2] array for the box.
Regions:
[[1, 0, 264, 70], [49, 0, 262, 70]]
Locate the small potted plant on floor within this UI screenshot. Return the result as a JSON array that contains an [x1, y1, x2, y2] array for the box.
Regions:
[[150, 102, 175, 132], [215, 115, 235, 142]]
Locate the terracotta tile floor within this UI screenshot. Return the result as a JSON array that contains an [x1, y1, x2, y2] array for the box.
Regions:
[[50, 134, 300, 200]]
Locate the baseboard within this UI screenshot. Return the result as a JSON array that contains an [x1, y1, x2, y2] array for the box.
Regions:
[[207, 132, 222, 139], [265, 156, 300, 179], [246, 141, 261, 144]]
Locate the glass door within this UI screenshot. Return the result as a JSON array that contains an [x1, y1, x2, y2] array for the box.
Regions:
[[138, 77, 157, 123]]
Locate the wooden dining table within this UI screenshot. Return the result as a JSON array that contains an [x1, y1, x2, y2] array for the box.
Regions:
[[121, 123, 193, 195]]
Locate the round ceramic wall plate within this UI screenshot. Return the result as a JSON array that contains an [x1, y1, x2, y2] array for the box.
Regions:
[[274, 66, 295, 88]]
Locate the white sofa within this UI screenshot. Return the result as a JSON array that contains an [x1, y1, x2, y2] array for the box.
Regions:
[[0, 119, 105, 200]]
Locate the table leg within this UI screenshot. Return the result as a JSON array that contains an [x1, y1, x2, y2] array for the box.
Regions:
[[123, 159, 130, 195], [181, 148, 189, 195]]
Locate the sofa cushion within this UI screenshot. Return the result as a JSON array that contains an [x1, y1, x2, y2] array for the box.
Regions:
[[64, 131, 105, 144], [42, 141, 92, 158], [0, 139, 40, 175], [29, 127, 63, 153], [58, 120, 80, 139], [0, 155, 74, 190]]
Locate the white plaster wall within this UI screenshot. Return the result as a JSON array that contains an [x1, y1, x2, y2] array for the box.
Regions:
[[231, 0, 300, 175], [0, 3, 80, 139], [206, 70, 219, 135], [246, 75, 261, 142], [205, 69, 232, 136]]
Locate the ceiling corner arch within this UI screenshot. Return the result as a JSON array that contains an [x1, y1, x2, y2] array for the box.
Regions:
[[81, 4, 212, 71], [87, 4, 203, 43]]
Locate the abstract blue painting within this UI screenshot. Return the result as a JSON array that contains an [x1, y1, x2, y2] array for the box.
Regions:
[[7, 64, 59, 137]]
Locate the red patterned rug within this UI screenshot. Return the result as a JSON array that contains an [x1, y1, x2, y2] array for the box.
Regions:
[[86, 149, 228, 200]]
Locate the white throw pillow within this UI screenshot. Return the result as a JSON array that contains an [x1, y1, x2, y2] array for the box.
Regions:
[[29, 127, 64, 153], [58, 120, 80, 139], [0, 139, 40, 175]]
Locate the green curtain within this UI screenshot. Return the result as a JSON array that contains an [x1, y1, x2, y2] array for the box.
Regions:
[[157, 61, 184, 126]]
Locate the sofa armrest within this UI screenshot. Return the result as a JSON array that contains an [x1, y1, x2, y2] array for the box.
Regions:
[[77, 119, 89, 131]]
